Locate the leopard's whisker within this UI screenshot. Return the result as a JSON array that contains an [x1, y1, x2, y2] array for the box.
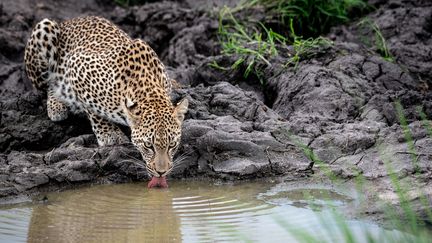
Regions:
[[122, 160, 146, 168], [173, 149, 195, 163], [174, 154, 193, 163], [118, 150, 143, 163]]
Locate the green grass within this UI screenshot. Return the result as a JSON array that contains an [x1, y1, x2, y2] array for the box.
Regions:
[[215, 0, 366, 84], [274, 103, 432, 242], [217, 7, 287, 84], [216, 4, 333, 85], [246, 0, 369, 38], [256, 103, 432, 242], [286, 19, 333, 69], [418, 106, 432, 137], [395, 102, 419, 172], [358, 18, 394, 62], [396, 103, 432, 223]]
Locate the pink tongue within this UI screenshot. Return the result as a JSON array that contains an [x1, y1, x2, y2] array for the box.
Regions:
[[147, 176, 168, 188]]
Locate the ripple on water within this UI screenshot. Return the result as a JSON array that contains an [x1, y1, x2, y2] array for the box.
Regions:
[[258, 186, 354, 209], [0, 207, 32, 243]]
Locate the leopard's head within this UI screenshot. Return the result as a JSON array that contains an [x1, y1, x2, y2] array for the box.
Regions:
[[123, 97, 188, 178]]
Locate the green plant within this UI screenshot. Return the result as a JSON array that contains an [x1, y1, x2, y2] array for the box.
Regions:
[[208, 60, 231, 71], [286, 19, 333, 69], [223, 104, 432, 242], [218, 7, 287, 84], [358, 18, 394, 62], [417, 106, 432, 137], [216, 6, 333, 84], [246, 0, 369, 38], [395, 102, 419, 171], [395, 102, 432, 222], [273, 103, 432, 242]]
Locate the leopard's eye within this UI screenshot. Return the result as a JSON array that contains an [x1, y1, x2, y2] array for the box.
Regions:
[[143, 141, 153, 150], [168, 141, 177, 149]]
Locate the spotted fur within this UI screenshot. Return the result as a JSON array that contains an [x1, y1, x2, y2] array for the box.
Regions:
[[24, 16, 188, 177]]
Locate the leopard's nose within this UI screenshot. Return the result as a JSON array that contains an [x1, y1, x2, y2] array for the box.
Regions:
[[156, 171, 166, 177]]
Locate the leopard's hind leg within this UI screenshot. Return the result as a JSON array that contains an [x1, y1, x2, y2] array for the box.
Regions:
[[24, 18, 59, 90], [47, 88, 69, 121], [24, 18, 69, 121]]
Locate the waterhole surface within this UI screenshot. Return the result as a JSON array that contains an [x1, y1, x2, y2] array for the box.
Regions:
[[0, 181, 407, 242]]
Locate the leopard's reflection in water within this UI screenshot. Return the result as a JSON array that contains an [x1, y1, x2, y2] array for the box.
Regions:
[[27, 184, 182, 243], [26, 181, 273, 243]]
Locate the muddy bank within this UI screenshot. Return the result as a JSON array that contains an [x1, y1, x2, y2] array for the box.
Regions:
[[0, 0, 431, 219]]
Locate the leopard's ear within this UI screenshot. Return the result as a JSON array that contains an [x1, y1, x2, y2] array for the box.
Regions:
[[123, 97, 139, 126], [173, 98, 188, 123]]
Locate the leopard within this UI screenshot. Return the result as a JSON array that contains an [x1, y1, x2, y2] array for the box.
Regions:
[[24, 16, 188, 182]]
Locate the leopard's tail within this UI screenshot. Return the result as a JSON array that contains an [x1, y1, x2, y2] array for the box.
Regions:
[[24, 18, 60, 91]]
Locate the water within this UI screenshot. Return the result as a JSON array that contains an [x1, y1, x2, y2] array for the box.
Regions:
[[0, 181, 409, 242]]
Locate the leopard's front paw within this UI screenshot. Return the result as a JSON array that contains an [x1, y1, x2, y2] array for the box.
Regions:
[[96, 131, 129, 146]]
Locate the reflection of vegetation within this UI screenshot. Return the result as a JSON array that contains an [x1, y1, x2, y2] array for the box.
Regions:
[[358, 18, 394, 62]]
